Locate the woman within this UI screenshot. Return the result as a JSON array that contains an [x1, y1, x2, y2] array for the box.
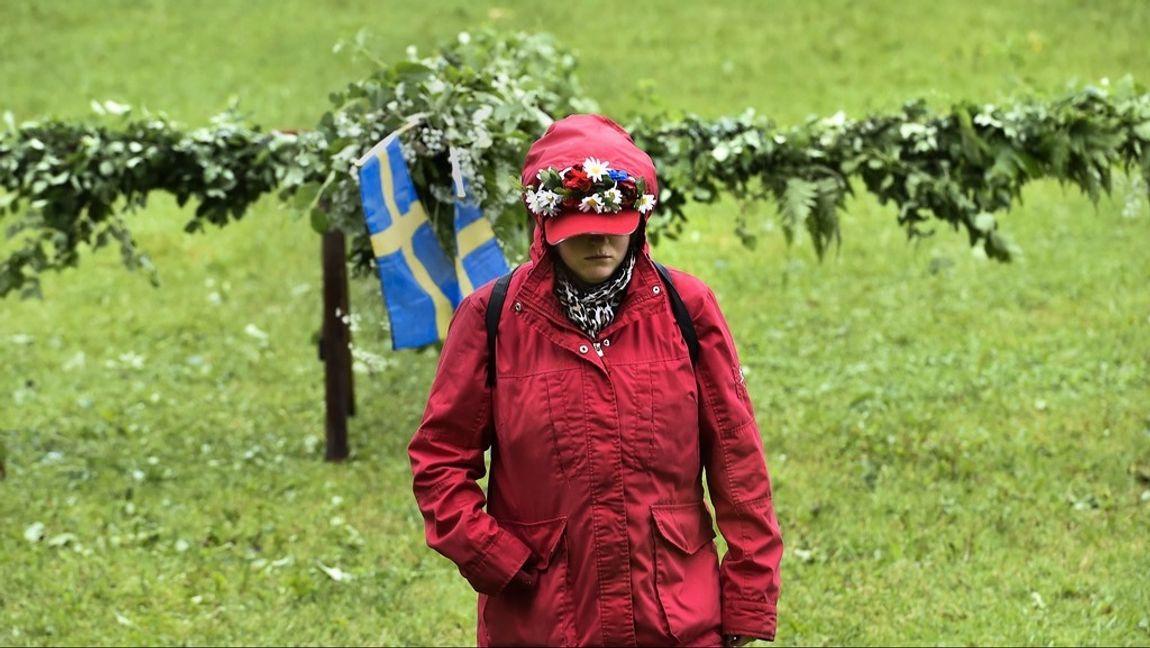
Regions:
[[409, 114, 783, 647]]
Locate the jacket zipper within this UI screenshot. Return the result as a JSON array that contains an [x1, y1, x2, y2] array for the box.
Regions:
[[592, 341, 604, 358]]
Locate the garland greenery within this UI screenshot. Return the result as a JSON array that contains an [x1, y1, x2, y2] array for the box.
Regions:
[[306, 30, 597, 275], [2, 29, 1148, 299], [633, 78, 1150, 260], [0, 109, 325, 298]]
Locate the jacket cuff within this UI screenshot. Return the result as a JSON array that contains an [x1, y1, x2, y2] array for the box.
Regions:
[[723, 598, 778, 642], [461, 527, 534, 595]]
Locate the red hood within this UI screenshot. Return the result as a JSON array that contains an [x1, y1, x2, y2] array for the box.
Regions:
[[521, 114, 659, 263]]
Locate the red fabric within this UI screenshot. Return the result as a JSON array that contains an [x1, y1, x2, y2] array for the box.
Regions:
[[521, 114, 657, 246], [520, 114, 659, 196], [409, 115, 782, 647], [543, 209, 639, 245]]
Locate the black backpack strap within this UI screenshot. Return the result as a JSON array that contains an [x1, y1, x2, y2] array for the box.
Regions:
[[485, 268, 516, 387], [653, 262, 699, 369]]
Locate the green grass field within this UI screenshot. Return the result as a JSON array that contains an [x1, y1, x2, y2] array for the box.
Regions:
[[2, 0, 1149, 645]]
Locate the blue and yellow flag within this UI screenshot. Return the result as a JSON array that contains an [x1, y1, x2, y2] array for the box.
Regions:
[[359, 138, 461, 350], [453, 177, 510, 296]]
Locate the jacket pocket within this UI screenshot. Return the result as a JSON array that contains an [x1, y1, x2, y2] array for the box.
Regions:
[[482, 516, 574, 647], [651, 502, 722, 643]]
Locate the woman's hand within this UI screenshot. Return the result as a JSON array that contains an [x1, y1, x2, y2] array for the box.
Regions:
[[510, 563, 538, 589]]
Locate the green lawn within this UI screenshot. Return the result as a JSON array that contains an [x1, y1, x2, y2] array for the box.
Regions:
[[2, 0, 1149, 645]]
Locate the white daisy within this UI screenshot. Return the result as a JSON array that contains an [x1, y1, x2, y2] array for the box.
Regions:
[[583, 157, 610, 182], [603, 188, 623, 212], [635, 193, 657, 215], [526, 189, 548, 215], [535, 189, 561, 216], [579, 194, 604, 214]]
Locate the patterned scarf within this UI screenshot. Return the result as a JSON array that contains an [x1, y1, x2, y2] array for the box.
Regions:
[[553, 250, 637, 340]]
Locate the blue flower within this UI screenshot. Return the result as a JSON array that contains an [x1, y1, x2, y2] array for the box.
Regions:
[[607, 169, 629, 182]]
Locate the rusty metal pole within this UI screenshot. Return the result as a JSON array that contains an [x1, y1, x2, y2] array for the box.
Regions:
[[320, 229, 354, 461]]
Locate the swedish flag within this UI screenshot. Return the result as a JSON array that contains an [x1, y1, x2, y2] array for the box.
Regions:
[[453, 177, 510, 296], [359, 138, 461, 349]]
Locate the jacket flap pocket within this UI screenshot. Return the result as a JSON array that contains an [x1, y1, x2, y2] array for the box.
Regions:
[[500, 516, 568, 570], [651, 502, 716, 554]]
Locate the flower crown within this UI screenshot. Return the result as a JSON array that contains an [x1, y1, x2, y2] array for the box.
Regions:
[[524, 157, 657, 218]]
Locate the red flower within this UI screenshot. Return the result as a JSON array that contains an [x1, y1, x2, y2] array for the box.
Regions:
[[618, 178, 638, 202], [563, 168, 592, 193], [562, 195, 579, 210]]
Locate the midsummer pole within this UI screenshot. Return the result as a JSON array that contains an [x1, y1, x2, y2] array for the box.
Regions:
[[319, 228, 354, 462]]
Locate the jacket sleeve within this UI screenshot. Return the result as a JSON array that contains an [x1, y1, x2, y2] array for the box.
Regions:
[[408, 295, 533, 596], [692, 285, 784, 641]]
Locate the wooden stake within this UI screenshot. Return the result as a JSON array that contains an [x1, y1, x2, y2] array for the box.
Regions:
[[320, 229, 354, 462]]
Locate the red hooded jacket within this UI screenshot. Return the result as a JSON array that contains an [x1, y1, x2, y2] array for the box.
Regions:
[[409, 115, 782, 646]]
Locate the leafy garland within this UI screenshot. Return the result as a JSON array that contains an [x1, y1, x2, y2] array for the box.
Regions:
[[633, 78, 1150, 261], [2, 29, 1148, 299], [305, 30, 597, 276], [0, 109, 325, 298]]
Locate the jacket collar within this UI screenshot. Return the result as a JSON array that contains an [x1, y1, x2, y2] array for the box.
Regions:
[[514, 248, 664, 341]]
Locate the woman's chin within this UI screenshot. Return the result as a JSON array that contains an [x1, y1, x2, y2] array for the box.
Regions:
[[572, 268, 613, 285], [571, 258, 622, 284]]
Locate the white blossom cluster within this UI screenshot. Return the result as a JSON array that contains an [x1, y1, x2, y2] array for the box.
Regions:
[[898, 122, 940, 153], [268, 30, 599, 266]]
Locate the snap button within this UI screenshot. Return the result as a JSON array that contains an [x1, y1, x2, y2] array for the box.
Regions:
[[578, 344, 589, 354], [513, 301, 522, 312], [652, 285, 661, 295], [602, 339, 611, 347]]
